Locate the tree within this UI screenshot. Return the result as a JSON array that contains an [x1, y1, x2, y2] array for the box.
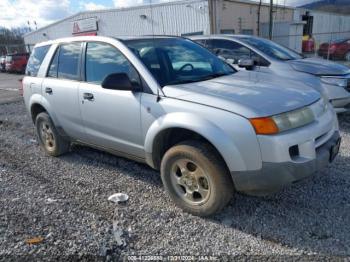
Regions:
[[0, 27, 29, 55]]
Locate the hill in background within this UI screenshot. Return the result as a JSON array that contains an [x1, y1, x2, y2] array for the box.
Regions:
[[300, 0, 350, 15]]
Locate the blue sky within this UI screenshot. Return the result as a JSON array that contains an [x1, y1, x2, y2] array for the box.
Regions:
[[0, 0, 318, 29]]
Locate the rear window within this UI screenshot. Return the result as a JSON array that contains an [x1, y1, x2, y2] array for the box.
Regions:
[[5, 56, 12, 62], [26, 45, 51, 76]]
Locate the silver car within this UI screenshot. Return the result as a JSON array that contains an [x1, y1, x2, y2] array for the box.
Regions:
[[191, 35, 350, 113], [23, 36, 340, 216]]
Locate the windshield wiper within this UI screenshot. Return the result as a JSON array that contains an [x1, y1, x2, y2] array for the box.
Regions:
[[200, 72, 230, 81], [167, 78, 205, 85], [167, 73, 230, 86]]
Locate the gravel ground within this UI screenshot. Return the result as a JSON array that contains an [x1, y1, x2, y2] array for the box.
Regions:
[[0, 101, 349, 260]]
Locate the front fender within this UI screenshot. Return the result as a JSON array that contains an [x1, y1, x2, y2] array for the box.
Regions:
[[144, 112, 247, 172]]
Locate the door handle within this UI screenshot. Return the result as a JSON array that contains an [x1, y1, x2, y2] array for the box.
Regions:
[[83, 93, 94, 101], [45, 87, 53, 94]]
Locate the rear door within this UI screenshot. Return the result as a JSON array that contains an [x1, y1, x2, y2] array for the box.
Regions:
[[41, 42, 85, 139], [78, 41, 143, 158]]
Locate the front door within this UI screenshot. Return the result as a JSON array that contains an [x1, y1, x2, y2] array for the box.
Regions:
[[78, 42, 144, 158]]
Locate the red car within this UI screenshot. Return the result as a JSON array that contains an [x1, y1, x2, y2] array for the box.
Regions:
[[5, 53, 29, 73], [318, 38, 350, 61]]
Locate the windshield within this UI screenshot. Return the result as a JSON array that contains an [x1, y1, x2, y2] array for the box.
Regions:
[[239, 37, 303, 61], [123, 38, 235, 87]]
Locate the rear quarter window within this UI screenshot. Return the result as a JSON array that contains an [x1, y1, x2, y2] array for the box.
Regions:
[[26, 45, 51, 77]]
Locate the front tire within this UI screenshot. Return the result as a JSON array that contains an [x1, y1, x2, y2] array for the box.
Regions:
[[160, 141, 234, 216], [35, 112, 70, 156]]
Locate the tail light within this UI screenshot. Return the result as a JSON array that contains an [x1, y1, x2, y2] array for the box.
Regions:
[[19, 79, 23, 96]]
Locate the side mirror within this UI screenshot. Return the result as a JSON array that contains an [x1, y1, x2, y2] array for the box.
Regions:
[[101, 73, 140, 91], [238, 58, 255, 70]]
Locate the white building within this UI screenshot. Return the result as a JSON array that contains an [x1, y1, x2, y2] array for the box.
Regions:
[[23, 0, 350, 52]]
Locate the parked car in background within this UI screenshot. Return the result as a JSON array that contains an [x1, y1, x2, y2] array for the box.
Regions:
[[0, 56, 6, 72], [191, 35, 350, 113], [5, 53, 29, 73], [23, 36, 340, 216], [318, 38, 350, 61]]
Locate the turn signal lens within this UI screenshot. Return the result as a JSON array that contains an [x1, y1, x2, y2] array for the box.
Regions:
[[249, 117, 279, 135]]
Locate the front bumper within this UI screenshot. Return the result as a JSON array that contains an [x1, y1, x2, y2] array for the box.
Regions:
[[231, 131, 340, 196]]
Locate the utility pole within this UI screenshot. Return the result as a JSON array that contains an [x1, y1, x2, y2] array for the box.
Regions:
[[257, 0, 262, 36], [238, 17, 242, 34], [269, 0, 273, 40]]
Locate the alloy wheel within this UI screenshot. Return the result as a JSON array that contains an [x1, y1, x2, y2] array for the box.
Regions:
[[170, 158, 211, 205], [39, 121, 56, 152]]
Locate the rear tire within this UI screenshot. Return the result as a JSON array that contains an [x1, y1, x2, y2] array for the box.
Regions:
[[35, 112, 70, 156], [160, 140, 234, 216]]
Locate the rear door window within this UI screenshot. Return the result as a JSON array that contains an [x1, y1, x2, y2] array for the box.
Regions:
[[26, 45, 51, 76], [57, 42, 82, 81]]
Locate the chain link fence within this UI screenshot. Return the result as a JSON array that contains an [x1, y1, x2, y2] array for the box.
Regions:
[[261, 23, 350, 68], [301, 31, 350, 67]]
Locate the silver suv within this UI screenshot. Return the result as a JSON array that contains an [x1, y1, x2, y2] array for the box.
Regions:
[[23, 36, 340, 216]]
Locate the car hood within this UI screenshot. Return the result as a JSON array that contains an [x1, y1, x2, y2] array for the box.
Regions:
[[163, 71, 320, 118], [288, 57, 350, 76]]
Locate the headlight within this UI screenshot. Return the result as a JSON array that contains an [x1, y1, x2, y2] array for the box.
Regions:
[[320, 76, 348, 87], [272, 107, 314, 132], [250, 106, 316, 135]]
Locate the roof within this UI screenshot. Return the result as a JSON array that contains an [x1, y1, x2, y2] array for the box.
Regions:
[[32, 35, 181, 48], [190, 34, 258, 39], [116, 35, 180, 40]]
